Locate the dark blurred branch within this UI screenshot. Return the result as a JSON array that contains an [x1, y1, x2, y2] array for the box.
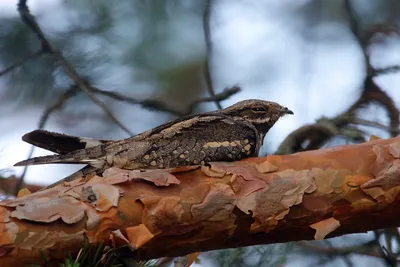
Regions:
[[90, 86, 183, 116], [346, 78, 399, 137], [275, 82, 399, 154], [203, 0, 222, 109], [17, 0, 52, 52], [343, 0, 361, 40], [373, 231, 398, 267], [344, 0, 372, 73], [275, 124, 336, 155], [350, 117, 400, 135], [297, 241, 383, 259], [345, 1, 400, 79], [91, 86, 240, 116], [323, 240, 353, 267], [187, 86, 240, 113], [276, 1, 400, 155], [17, 0, 133, 136], [0, 49, 43, 77], [37, 86, 79, 129], [373, 65, 400, 76], [15, 85, 80, 194], [341, 0, 399, 127]]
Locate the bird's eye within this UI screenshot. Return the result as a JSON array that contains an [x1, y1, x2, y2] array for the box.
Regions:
[[251, 107, 266, 112]]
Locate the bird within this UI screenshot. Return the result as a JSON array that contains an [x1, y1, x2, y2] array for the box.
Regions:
[[14, 99, 293, 187]]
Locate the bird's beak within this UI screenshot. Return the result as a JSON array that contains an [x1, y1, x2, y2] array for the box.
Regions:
[[282, 107, 294, 115]]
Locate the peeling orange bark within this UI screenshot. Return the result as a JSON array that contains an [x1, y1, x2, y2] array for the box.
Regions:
[[1, 137, 400, 265]]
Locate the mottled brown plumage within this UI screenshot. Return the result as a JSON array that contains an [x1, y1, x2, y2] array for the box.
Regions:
[[15, 99, 293, 183]]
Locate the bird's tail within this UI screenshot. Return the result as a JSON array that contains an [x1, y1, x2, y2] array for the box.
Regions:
[[14, 139, 106, 167], [14, 129, 109, 167], [14, 153, 99, 167], [21, 129, 112, 154]]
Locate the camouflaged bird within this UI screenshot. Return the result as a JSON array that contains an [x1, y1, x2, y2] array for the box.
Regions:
[[15, 99, 293, 185]]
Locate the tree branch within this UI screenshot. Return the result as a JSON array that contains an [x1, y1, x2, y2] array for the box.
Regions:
[[203, 0, 222, 109], [297, 241, 382, 259], [188, 86, 240, 113], [343, 0, 372, 72], [1, 137, 400, 265], [373, 65, 400, 76], [0, 49, 43, 77], [373, 231, 398, 267], [350, 117, 400, 135], [91, 85, 240, 116], [17, 0, 133, 136]]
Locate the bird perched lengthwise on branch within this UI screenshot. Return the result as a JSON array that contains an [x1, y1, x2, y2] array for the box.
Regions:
[[15, 99, 293, 187]]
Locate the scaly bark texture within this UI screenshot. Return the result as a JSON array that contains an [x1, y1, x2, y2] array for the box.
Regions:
[[1, 137, 400, 266]]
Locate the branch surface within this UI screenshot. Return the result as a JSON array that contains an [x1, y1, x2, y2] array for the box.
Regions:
[[1, 137, 400, 265]]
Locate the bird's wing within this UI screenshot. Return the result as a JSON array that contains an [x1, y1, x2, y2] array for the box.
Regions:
[[151, 114, 258, 144], [108, 114, 260, 168], [21, 129, 112, 154], [128, 111, 224, 140]]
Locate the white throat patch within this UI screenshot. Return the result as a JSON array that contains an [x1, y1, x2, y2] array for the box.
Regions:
[[251, 117, 271, 124]]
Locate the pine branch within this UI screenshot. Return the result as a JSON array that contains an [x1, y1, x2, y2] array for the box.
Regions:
[[1, 137, 400, 265]]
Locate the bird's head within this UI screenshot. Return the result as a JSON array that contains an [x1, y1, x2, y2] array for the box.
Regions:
[[220, 99, 293, 131]]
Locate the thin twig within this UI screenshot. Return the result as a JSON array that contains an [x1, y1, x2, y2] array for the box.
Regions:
[[203, 0, 222, 109], [297, 241, 382, 259], [343, 0, 372, 73], [0, 49, 43, 77], [373, 231, 397, 267], [323, 240, 353, 267], [15, 85, 80, 194], [90, 86, 183, 116], [78, 84, 133, 135], [91, 85, 241, 116], [188, 86, 240, 112], [373, 65, 400, 76], [350, 117, 400, 135], [343, 0, 361, 38], [37, 85, 80, 129], [17, 0, 133, 136], [348, 78, 400, 137]]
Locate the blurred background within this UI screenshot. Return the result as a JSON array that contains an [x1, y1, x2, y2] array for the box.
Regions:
[[0, 0, 399, 266]]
